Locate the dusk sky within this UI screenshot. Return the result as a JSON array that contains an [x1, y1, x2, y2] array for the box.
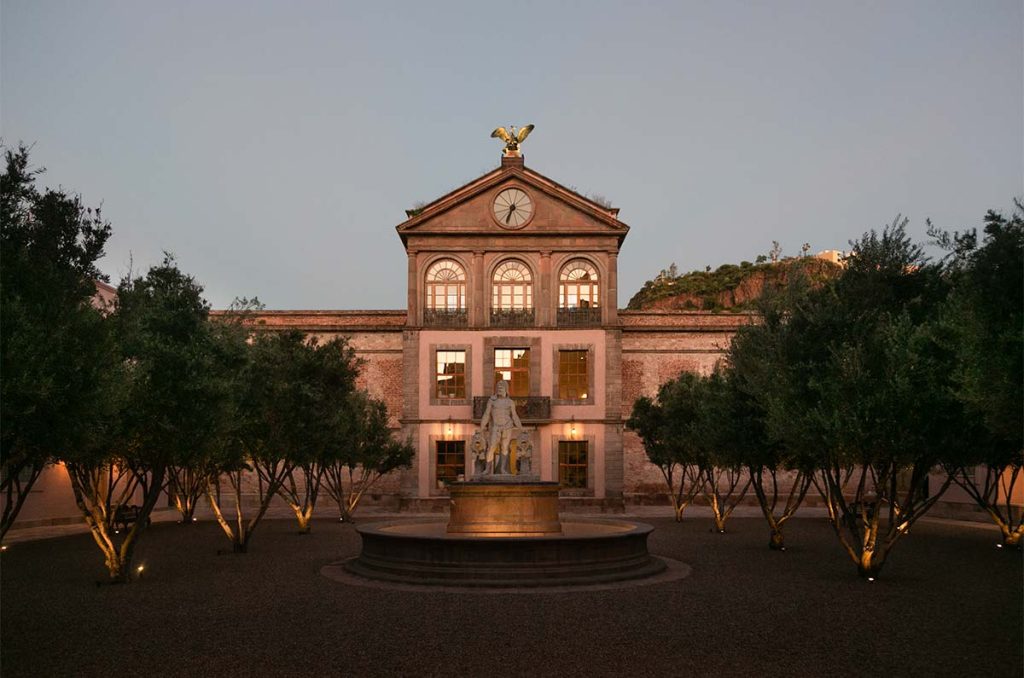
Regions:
[[3, 1, 1021, 309]]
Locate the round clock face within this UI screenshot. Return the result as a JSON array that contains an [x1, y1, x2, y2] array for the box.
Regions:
[[492, 188, 534, 229]]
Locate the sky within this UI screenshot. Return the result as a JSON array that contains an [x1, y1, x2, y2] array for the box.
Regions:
[[3, 0, 1021, 309]]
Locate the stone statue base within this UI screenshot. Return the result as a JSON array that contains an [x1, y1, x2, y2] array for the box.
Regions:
[[447, 481, 561, 536]]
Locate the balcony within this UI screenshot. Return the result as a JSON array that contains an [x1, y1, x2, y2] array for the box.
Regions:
[[423, 309, 468, 327], [472, 396, 551, 423], [557, 307, 602, 326], [489, 309, 535, 328]]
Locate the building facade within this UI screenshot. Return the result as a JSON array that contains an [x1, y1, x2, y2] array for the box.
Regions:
[[253, 154, 750, 510]]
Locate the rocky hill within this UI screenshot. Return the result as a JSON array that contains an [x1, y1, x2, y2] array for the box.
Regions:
[[626, 257, 841, 311]]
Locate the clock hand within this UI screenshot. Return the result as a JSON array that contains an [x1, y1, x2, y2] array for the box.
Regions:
[[505, 205, 515, 224]]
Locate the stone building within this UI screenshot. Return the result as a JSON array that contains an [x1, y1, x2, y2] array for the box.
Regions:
[[252, 154, 750, 510], [8, 151, 1011, 529]]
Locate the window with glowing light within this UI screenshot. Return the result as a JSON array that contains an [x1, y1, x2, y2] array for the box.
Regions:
[[492, 260, 533, 310], [559, 260, 599, 309], [425, 259, 467, 313], [494, 348, 530, 397], [435, 350, 466, 400], [436, 440, 465, 484], [558, 350, 589, 400], [558, 440, 588, 489]]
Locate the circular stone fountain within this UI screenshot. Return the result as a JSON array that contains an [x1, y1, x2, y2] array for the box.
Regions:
[[342, 478, 667, 588], [341, 383, 668, 588]]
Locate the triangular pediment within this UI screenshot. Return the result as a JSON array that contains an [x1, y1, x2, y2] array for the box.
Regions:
[[396, 160, 629, 246]]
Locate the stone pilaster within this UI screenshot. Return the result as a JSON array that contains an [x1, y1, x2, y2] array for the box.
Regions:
[[539, 250, 552, 326], [407, 250, 419, 327], [606, 251, 618, 325], [472, 250, 485, 327]]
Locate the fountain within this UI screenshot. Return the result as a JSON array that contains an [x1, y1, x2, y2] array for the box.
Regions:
[[341, 381, 667, 587]]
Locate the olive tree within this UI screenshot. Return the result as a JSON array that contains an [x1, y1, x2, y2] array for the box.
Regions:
[[322, 391, 414, 522], [933, 207, 1024, 546], [275, 336, 359, 533], [759, 221, 968, 578], [627, 374, 707, 522], [66, 256, 224, 582], [0, 146, 117, 539]]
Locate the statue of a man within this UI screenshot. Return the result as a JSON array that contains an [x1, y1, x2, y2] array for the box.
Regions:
[[479, 380, 522, 475]]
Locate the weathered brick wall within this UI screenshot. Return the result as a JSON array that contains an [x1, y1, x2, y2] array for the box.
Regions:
[[619, 312, 750, 500]]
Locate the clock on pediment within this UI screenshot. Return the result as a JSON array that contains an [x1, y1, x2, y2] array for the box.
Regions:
[[492, 187, 534, 229]]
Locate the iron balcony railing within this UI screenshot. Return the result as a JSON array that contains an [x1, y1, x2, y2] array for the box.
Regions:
[[472, 395, 551, 423], [423, 309, 468, 327], [489, 309, 535, 328], [557, 307, 602, 326]]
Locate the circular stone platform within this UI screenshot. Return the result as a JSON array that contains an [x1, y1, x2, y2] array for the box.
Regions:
[[342, 518, 667, 587]]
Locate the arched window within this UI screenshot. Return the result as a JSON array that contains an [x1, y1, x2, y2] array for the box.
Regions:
[[425, 259, 467, 325], [491, 260, 534, 327], [558, 260, 600, 325]]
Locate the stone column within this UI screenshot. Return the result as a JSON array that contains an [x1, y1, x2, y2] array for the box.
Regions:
[[472, 250, 485, 326], [604, 328, 624, 504], [539, 250, 552, 326], [605, 251, 618, 325], [407, 250, 419, 327]]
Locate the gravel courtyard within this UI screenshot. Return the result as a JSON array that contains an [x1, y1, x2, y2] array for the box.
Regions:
[[2, 516, 1020, 677]]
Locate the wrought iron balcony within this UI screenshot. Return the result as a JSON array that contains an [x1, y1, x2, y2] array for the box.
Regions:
[[557, 307, 602, 326], [489, 309, 535, 328], [472, 396, 551, 423], [423, 309, 468, 327]]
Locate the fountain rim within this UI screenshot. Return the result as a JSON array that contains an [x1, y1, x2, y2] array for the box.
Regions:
[[354, 517, 656, 543]]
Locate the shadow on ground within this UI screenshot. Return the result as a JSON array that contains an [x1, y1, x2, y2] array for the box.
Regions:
[[1, 517, 1020, 677]]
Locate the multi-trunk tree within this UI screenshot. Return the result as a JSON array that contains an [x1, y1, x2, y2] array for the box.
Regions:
[[321, 391, 414, 522], [933, 207, 1024, 546], [66, 256, 226, 582], [275, 336, 359, 533], [1, 145, 119, 541], [627, 374, 708, 522], [206, 330, 356, 549], [750, 221, 971, 578]]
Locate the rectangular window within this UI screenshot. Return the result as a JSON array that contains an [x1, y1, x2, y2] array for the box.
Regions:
[[435, 350, 466, 400], [558, 350, 589, 400], [436, 440, 465, 484], [494, 348, 530, 397], [558, 441, 588, 489]]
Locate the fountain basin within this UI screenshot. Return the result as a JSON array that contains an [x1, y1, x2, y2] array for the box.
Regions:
[[343, 518, 666, 587]]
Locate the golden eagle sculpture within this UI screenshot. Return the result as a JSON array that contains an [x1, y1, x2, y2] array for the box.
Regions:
[[491, 124, 534, 157]]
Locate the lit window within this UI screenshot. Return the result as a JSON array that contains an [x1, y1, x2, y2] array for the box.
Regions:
[[435, 350, 466, 400], [426, 259, 466, 312], [436, 440, 465, 484], [558, 350, 589, 400], [492, 260, 533, 310], [558, 440, 588, 488], [559, 260, 599, 309], [494, 348, 530, 397]]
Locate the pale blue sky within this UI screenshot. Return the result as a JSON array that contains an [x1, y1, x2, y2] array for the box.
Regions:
[[3, 1, 1021, 309]]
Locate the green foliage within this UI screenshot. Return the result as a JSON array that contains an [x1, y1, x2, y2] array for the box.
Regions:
[[727, 217, 971, 576], [0, 145, 122, 538]]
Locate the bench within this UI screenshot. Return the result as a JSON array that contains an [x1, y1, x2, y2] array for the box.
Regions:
[[112, 505, 150, 534]]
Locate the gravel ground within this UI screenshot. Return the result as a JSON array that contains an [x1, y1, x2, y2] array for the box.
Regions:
[[1, 516, 1020, 677]]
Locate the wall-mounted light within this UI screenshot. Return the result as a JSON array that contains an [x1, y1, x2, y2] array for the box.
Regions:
[[446, 416, 454, 440], [570, 415, 577, 440]]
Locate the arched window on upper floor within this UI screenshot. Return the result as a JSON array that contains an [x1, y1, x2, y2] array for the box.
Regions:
[[558, 260, 601, 326], [491, 259, 534, 327], [424, 259, 467, 326]]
